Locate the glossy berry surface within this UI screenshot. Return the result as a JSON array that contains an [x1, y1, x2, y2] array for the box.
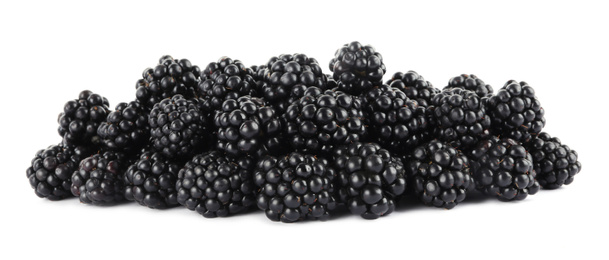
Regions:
[[526, 132, 581, 189], [470, 136, 540, 201], [386, 71, 439, 107], [97, 101, 149, 151], [57, 90, 110, 146], [71, 151, 127, 204], [123, 151, 181, 209], [254, 152, 336, 222], [198, 56, 258, 112], [329, 41, 386, 95], [406, 140, 472, 209], [444, 74, 493, 98], [334, 142, 406, 219]]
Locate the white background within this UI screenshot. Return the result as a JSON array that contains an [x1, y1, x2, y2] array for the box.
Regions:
[[1, 0, 608, 259]]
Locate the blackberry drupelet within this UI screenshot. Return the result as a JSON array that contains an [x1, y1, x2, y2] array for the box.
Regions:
[[431, 88, 491, 151], [57, 90, 110, 146], [123, 151, 181, 209], [26, 144, 93, 200], [250, 64, 267, 89], [329, 41, 386, 95], [406, 140, 472, 209], [176, 151, 255, 218], [198, 57, 258, 112], [526, 132, 581, 189], [283, 90, 367, 155], [254, 152, 336, 222], [97, 101, 149, 151], [333, 142, 406, 219], [71, 151, 127, 204], [487, 80, 545, 143], [260, 53, 327, 113], [148, 94, 206, 158], [444, 74, 493, 98], [214, 96, 283, 158], [387, 71, 439, 107], [470, 136, 540, 201], [364, 84, 429, 153], [135, 55, 201, 110]]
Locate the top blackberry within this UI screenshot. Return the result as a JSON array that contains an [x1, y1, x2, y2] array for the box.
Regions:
[[57, 90, 110, 147], [444, 74, 493, 98], [329, 41, 386, 95]]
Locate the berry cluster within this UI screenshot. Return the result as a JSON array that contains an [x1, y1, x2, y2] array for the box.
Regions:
[[27, 41, 582, 223]]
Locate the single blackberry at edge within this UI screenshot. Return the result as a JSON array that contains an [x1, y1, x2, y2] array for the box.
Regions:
[[148, 95, 206, 158], [526, 132, 581, 189], [470, 136, 540, 201], [135, 55, 201, 111], [57, 90, 110, 146], [254, 152, 336, 222], [97, 101, 149, 151], [283, 90, 367, 155], [123, 151, 181, 209], [71, 151, 127, 205], [363, 84, 429, 153], [487, 80, 545, 143], [177, 151, 255, 218], [26, 144, 93, 200], [333, 142, 407, 219], [444, 74, 493, 98], [329, 41, 386, 95], [198, 57, 258, 112], [405, 140, 473, 209], [260, 53, 327, 113], [386, 71, 439, 107], [214, 96, 284, 158], [431, 88, 491, 151]]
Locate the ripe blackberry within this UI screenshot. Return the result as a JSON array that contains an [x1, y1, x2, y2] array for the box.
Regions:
[[470, 136, 540, 201], [123, 151, 181, 209], [386, 71, 439, 107], [487, 80, 545, 143], [526, 132, 581, 189], [260, 53, 327, 113], [71, 151, 127, 204], [254, 152, 336, 222], [57, 90, 110, 146], [329, 41, 386, 95], [214, 96, 283, 158], [406, 140, 472, 209], [148, 95, 206, 158], [198, 57, 258, 111], [431, 88, 491, 151], [97, 101, 149, 151], [135, 55, 201, 110], [444, 74, 493, 98], [176, 151, 255, 218], [26, 144, 93, 200], [283, 90, 367, 155], [363, 84, 429, 153], [333, 142, 406, 219]]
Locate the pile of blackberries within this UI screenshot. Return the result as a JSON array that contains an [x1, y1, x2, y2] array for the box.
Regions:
[[26, 42, 582, 222]]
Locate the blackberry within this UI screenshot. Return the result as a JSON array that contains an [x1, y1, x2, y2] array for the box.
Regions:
[[470, 136, 540, 201], [250, 64, 267, 89], [526, 132, 581, 189], [198, 57, 258, 112], [444, 74, 493, 98], [57, 90, 110, 146], [387, 71, 439, 107], [431, 88, 491, 151], [176, 151, 255, 218], [254, 152, 336, 222], [135, 55, 201, 110], [123, 151, 181, 209], [148, 95, 206, 158], [406, 140, 472, 209], [214, 96, 283, 158], [487, 80, 545, 143], [71, 151, 127, 204], [26, 144, 92, 200], [97, 101, 149, 151], [364, 84, 429, 153], [333, 142, 406, 219], [283, 90, 367, 155], [329, 41, 386, 95], [260, 54, 327, 113]]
